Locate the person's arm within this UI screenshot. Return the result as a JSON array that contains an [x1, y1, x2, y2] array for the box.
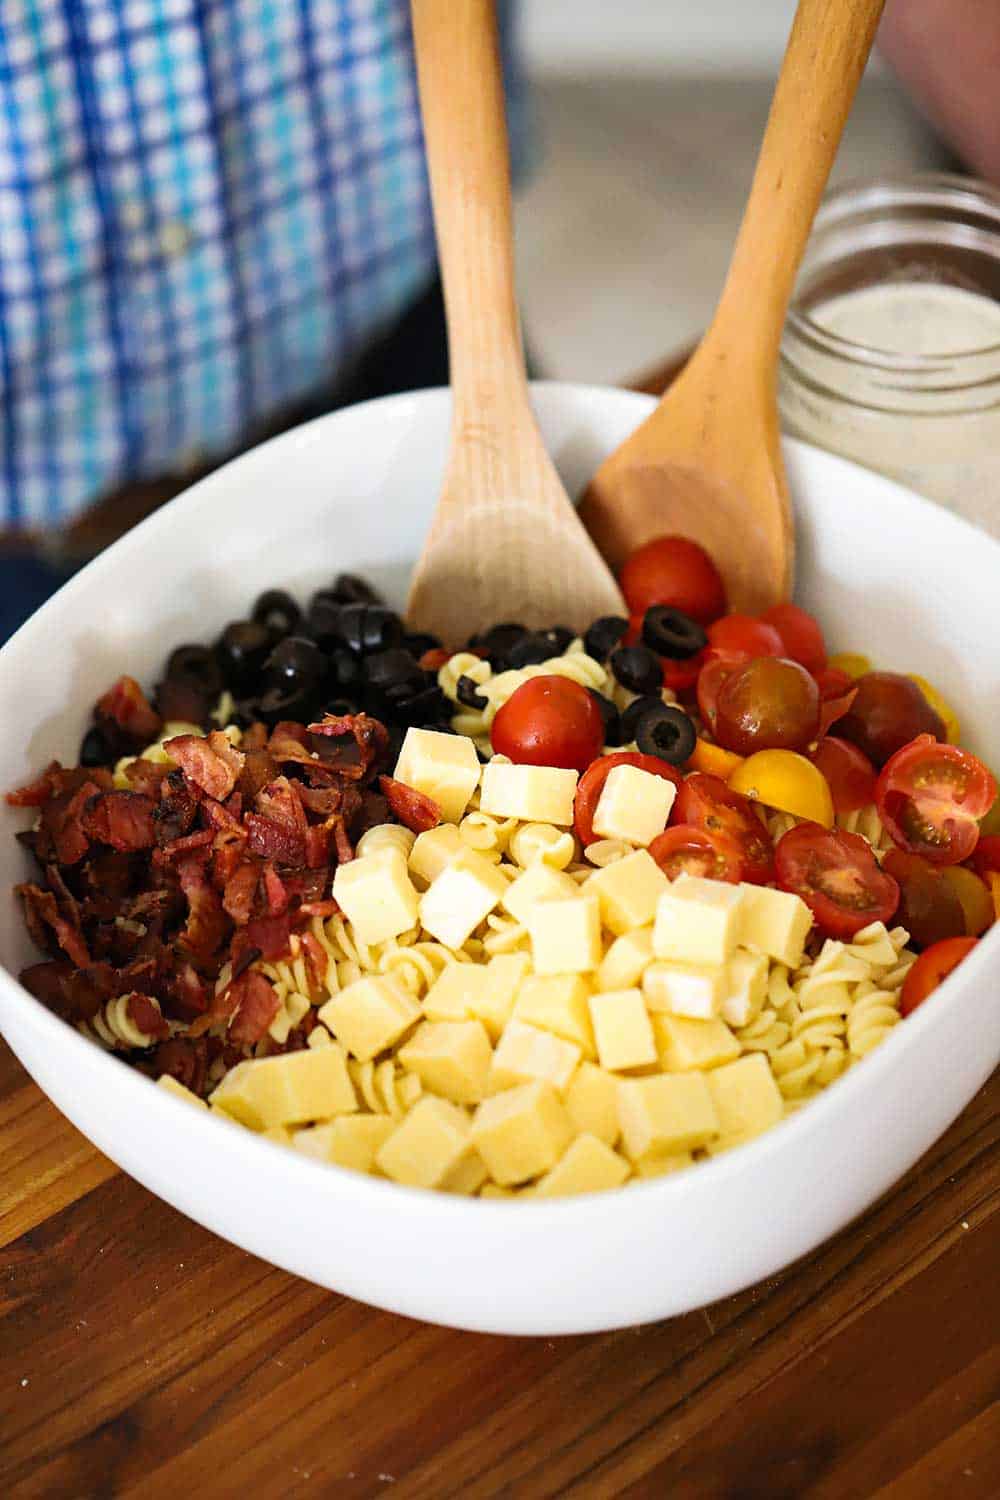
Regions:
[[878, 0, 1000, 185]]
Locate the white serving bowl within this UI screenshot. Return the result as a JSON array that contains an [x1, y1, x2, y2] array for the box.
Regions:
[[1, 385, 998, 1336]]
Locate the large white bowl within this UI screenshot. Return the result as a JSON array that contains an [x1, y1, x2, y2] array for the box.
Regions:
[[1, 385, 998, 1335]]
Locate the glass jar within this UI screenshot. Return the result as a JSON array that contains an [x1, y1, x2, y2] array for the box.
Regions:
[[779, 173, 1000, 538]]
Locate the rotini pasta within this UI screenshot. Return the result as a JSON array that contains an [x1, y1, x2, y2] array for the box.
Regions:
[[82, 993, 166, 1051]]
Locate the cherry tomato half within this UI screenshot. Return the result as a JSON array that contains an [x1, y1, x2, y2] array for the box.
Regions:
[[574, 752, 683, 846], [775, 822, 900, 939], [761, 603, 827, 675], [810, 737, 877, 815], [648, 825, 744, 883], [940, 866, 995, 937], [491, 675, 605, 773], [836, 672, 946, 766], [900, 936, 978, 1016], [707, 613, 784, 658], [970, 833, 1000, 879], [696, 650, 750, 736], [619, 536, 727, 625], [882, 849, 967, 950], [674, 772, 775, 885], [875, 735, 998, 866], [713, 657, 821, 756]]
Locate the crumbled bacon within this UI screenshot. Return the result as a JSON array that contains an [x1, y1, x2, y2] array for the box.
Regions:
[[17, 882, 91, 968], [164, 731, 245, 802], [154, 771, 200, 847], [306, 712, 390, 780], [222, 861, 259, 924], [227, 970, 281, 1045], [6, 761, 68, 808], [123, 759, 172, 798], [95, 675, 161, 746], [149, 1036, 209, 1095], [238, 749, 279, 804], [244, 911, 292, 961], [261, 863, 288, 916], [160, 828, 215, 861], [378, 776, 441, 833], [124, 992, 170, 1041], [176, 855, 230, 963], [83, 791, 157, 852]]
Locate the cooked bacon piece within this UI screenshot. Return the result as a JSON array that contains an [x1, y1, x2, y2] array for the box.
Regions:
[[261, 863, 288, 916], [222, 861, 259, 924], [123, 759, 172, 799], [17, 882, 91, 968], [300, 931, 329, 996], [124, 992, 170, 1042], [63, 962, 119, 1022], [149, 1036, 209, 1095], [246, 776, 308, 865], [176, 856, 229, 964], [227, 970, 281, 1045], [293, 782, 344, 818], [96, 675, 161, 746], [332, 818, 354, 865], [298, 898, 339, 918], [164, 731, 245, 802], [164, 961, 211, 1021], [20, 959, 74, 1015], [378, 776, 441, 833], [50, 780, 104, 865], [154, 770, 200, 847], [83, 850, 137, 901], [303, 824, 331, 869], [7, 760, 66, 808], [306, 712, 390, 780], [240, 722, 269, 752], [160, 828, 215, 861], [154, 677, 210, 728], [280, 868, 330, 905], [83, 791, 157, 852], [238, 748, 279, 804], [244, 911, 292, 961]]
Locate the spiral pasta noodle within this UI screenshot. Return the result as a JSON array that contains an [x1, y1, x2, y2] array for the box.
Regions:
[[356, 824, 416, 861], [82, 993, 165, 1051], [349, 1058, 423, 1118], [508, 823, 576, 871], [838, 803, 893, 853], [847, 982, 902, 1057], [459, 809, 517, 860]]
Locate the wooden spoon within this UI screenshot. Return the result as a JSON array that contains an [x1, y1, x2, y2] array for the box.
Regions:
[[578, 0, 886, 614], [406, 0, 626, 642]]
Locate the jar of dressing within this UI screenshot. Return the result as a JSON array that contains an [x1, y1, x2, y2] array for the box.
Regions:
[[779, 173, 1000, 538]]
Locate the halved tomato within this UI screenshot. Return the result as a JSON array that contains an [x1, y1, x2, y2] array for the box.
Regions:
[[876, 735, 998, 865], [882, 849, 967, 950], [696, 650, 750, 737], [707, 613, 784, 658], [573, 752, 683, 846], [648, 825, 744, 883], [761, 603, 827, 675], [775, 822, 900, 939], [900, 936, 978, 1016], [810, 736, 877, 815], [673, 772, 775, 884], [970, 833, 1000, 879]]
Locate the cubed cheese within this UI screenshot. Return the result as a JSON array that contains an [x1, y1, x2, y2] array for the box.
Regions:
[[525, 895, 603, 975], [418, 848, 508, 949], [653, 875, 747, 965], [705, 1053, 783, 1153], [442, 1151, 489, 1195], [597, 926, 654, 992], [317, 974, 421, 1061], [471, 1081, 575, 1185], [489, 1017, 581, 1094], [393, 727, 481, 822], [585, 849, 669, 936], [589, 988, 657, 1072], [397, 1019, 494, 1104], [157, 1075, 208, 1109], [720, 949, 769, 1028], [409, 822, 464, 884], [514, 973, 596, 1058], [737, 883, 813, 967], [375, 1096, 473, 1188], [534, 1134, 630, 1197], [479, 760, 578, 826], [642, 960, 725, 1020], [477, 953, 531, 1040], [291, 1115, 395, 1172], [633, 1149, 694, 1179], [332, 850, 419, 946], [616, 1073, 719, 1159], [565, 1061, 621, 1146], [501, 861, 580, 925], [651, 1013, 740, 1071], [591, 764, 677, 845], [210, 1045, 357, 1130]]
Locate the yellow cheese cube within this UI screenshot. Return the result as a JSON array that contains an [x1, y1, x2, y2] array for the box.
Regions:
[[418, 848, 508, 949], [565, 1061, 621, 1146], [534, 1134, 630, 1197], [489, 1018, 581, 1094], [653, 875, 747, 965], [736, 883, 813, 967], [514, 973, 596, 1058], [501, 861, 580, 925], [317, 973, 421, 1062], [442, 1151, 489, 1195], [393, 727, 481, 822], [616, 1073, 719, 1159], [397, 1019, 494, 1104], [634, 1149, 693, 1179], [585, 849, 670, 936], [375, 1096, 473, 1188], [332, 850, 419, 945], [651, 1013, 740, 1071], [476, 953, 531, 1040], [471, 1081, 575, 1185], [705, 1053, 783, 1153], [591, 763, 677, 845], [261, 1125, 295, 1147], [157, 1075, 208, 1109], [291, 1115, 395, 1172], [589, 988, 657, 1072], [479, 1183, 515, 1199], [642, 959, 725, 1019], [720, 949, 769, 1028], [525, 895, 603, 975], [479, 760, 578, 826], [409, 822, 464, 884], [597, 926, 654, 991], [422, 960, 487, 1022], [307, 1025, 333, 1048], [210, 1045, 357, 1130]]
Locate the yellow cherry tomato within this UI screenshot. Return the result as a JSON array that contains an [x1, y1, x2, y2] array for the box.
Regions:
[[940, 866, 995, 936], [686, 738, 745, 781], [909, 674, 960, 744], [980, 796, 1000, 837], [729, 750, 835, 828], [828, 652, 871, 679]]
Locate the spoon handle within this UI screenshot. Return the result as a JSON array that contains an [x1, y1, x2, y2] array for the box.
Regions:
[[708, 0, 886, 371], [411, 0, 528, 431]]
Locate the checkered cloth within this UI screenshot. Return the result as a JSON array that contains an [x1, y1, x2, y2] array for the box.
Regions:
[[0, 1, 525, 529]]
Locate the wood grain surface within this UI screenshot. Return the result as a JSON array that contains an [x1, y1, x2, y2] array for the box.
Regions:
[[2, 1031, 997, 1498]]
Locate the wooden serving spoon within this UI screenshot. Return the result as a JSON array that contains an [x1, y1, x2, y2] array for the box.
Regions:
[[578, 0, 887, 614], [406, 0, 626, 642]]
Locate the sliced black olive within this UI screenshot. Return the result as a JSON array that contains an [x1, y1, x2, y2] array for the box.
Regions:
[[335, 603, 403, 655], [79, 724, 117, 767], [329, 572, 382, 606], [155, 678, 211, 727], [456, 674, 488, 710], [584, 615, 629, 662], [634, 702, 697, 765], [506, 633, 556, 669], [328, 645, 362, 690], [365, 648, 424, 693], [588, 689, 622, 746], [610, 644, 662, 696], [403, 631, 442, 658], [263, 635, 327, 695], [305, 593, 346, 649], [323, 696, 358, 719], [252, 589, 302, 641], [536, 625, 574, 656], [165, 643, 223, 697], [620, 693, 666, 743], [474, 622, 528, 665], [256, 682, 317, 726], [394, 685, 452, 726], [215, 619, 272, 692], [642, 605, 708, 660]]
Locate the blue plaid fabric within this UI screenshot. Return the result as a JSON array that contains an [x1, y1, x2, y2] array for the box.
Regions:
[[0, 1, 524, 529]]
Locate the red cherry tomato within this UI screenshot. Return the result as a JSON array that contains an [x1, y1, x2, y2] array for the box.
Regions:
[[810, 737, 877, 815], [573, 752, 683, 846], [775, 822, 900, 939], [761, 603, 827, 675], [491, 675, 605, 774], [673, 772, 775, 885], [817, 682, 859, 739], [970, 833, 1000, 878], [875, 735, 998, 866], [713, 657, 821, 756], [882, 849, 967, 950], [707, 613, 784, 658], [900, 936, 978, 1016], [815, 666, 853, 700], [619, 535, 727, 625], [660, 647, 707, 696], [836, 672, 946, 765], [696, 650, 750, 736], [648, 825, 744, 883]]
